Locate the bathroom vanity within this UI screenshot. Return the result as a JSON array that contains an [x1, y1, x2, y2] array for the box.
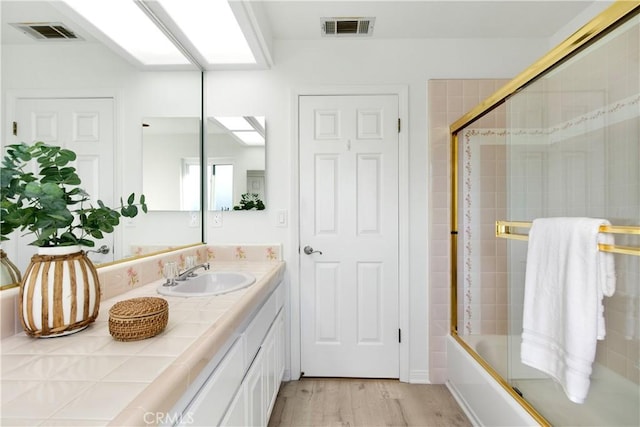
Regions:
[[0, 259, 286, 427], [168, 269, 285, 427]]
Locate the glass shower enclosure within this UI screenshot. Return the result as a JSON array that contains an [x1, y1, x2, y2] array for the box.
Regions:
[[450, 3, 640, 426]]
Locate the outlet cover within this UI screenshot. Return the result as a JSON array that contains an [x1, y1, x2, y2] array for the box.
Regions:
[[211, 212, 223, 227], [189, 212, 200, 227]]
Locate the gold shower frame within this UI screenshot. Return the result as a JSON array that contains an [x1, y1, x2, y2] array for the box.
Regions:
[[449, 2, 640, 425]]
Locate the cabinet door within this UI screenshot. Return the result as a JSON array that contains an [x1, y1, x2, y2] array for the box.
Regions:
[[242, 309, 285, 427], [264, 310, 286, 418], [276, 310, 285, 383], [245, 350, 265, 427], [183, 338, 244, 426], [263, 323, 278, 416], [220, 386, 246, 427]]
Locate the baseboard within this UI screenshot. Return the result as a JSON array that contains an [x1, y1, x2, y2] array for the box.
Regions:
[[282, 369, 292, 382], [408, 369, 430, 384]]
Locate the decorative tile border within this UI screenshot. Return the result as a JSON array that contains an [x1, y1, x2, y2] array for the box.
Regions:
[[201, 244, 282, 262], [462, 129, 507, 335]]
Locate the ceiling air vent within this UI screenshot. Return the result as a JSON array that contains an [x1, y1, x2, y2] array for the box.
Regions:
[[321, 17, 375, 37], [10, 22, 82, 41]]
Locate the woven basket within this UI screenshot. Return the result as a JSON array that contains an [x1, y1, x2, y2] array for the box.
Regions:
[[109, 297, 168, 341]]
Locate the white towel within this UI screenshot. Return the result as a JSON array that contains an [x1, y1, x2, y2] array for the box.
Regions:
[[521, 217, 616, 404]]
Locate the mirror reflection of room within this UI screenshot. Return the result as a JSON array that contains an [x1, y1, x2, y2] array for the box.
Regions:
[[2, 1, 205, 272], [207, 116, 266, 211], [142, 117, 201, 211]]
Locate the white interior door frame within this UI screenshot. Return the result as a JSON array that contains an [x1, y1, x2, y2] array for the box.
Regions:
[[289, 85, 409, 382]]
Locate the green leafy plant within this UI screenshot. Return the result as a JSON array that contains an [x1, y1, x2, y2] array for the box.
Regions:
[[1, 141, 147, 247], [233, 193, 265, 211]]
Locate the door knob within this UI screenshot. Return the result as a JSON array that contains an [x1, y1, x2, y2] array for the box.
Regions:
[[303, 245, 323, 255], [87, 244, 110, 255]]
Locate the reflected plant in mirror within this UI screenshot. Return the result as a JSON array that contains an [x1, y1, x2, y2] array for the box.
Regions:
[[207, 116, 266, 211], [233, 193, 265, 211]]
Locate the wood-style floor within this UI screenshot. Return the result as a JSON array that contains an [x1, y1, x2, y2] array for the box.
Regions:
[[268, 378, 471, 427]]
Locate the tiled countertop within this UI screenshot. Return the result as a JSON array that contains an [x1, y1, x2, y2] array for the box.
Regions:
[[0, 261, 285, 427]]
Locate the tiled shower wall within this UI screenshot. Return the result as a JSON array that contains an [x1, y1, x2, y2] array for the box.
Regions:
[[427, 79, 509, 383]]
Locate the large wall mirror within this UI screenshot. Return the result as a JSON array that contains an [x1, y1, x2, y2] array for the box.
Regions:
[[1, 2, 270, 290], [141, 115, 267, 213], [0, 1, 203, 288], [206, 116, 266, 211]]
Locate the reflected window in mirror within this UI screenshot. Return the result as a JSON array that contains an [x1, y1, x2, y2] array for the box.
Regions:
[[209, 163, 234, 211], [207, 116, 266, 211], [181, 158, 201, 211], [142, 117, 201, 211]]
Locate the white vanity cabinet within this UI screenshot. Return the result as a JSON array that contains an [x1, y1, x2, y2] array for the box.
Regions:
[[223, 309, 285, 427], [176, 282, 285, 427]]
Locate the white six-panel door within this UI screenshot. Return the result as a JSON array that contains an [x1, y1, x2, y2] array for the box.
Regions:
[[299, 95, 399, 378], [14, 98, 115, 266]]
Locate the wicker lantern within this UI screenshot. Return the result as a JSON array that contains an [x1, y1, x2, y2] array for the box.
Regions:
[[0, 249, 22, 287], [20, 246, 100, 337]]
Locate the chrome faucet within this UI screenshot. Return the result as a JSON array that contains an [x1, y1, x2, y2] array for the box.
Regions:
[[176, 262, 210, 281]]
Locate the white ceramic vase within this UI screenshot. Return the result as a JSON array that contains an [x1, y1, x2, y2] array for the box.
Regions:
[[20, 245, 101, 337]]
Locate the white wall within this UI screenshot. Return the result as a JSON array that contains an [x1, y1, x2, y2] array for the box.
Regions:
[[549, 1, 614, 48], [205, 36, 552, 381]]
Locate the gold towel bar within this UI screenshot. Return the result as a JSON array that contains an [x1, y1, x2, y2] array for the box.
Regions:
[[495, 221, 640, 257]]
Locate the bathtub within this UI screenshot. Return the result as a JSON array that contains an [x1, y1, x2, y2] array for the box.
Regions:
[[465, 334, 547, 381], [447, 334, 640, 426], [446, 335, 539, 427]]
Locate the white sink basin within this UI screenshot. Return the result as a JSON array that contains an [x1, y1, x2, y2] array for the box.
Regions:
[[157, 271, 256, 297]]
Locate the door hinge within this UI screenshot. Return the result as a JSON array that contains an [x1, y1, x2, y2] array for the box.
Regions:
[[12, 121, 17, 136], [397, 118, 401, 133], [398, 328, 402, 343]]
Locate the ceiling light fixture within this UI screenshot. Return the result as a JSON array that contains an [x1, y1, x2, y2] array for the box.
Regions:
[[213, 116, 265, 146], [157, 0, 255, 65], [233, 131, 264, 145], [215, 116, 254, 131], [61, 0, 189, 65]]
